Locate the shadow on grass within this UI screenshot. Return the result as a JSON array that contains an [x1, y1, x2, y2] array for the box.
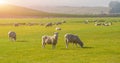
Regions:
[[82, 46, 94, 49], [60, 46, 94, 50]]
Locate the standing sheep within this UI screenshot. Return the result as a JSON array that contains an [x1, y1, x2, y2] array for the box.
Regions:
[[42, 32, 59, 49], [8, 31, 16, 41], [64, 33, 84, 48]]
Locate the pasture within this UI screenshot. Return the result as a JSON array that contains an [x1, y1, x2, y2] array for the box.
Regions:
[[0, 17, 120, 63]]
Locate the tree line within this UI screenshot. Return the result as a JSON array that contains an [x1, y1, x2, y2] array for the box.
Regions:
[[109, 1, 120, 14]]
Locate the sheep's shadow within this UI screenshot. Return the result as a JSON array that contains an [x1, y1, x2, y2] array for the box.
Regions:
[[16, 40, 28, 42], [82, 46, 94, 49], [60, 46, 94, 50]]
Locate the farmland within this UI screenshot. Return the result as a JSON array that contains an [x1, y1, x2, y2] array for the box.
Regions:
[[0, 17, 120, 63]]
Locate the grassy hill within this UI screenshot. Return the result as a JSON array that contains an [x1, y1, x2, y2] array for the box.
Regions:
[[32, 6, 110, 15], [0, 4, 55, 18], [0, 4, 119, 18], [0, 4, 94, 18]]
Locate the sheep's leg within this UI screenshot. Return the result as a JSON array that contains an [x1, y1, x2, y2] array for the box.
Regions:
[[42, 44, 44, 48], [75, 43, 78, 47], [13, 37, 16, 42], [12, 38, 14, 42], [42, 39, 45, 48], [66, 39, 69, 48], [42, 42, 45, 48], [52, 45, 55, 49], [9, 37, 11, 41]]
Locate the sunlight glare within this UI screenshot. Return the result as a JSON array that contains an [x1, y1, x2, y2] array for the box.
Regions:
[[0, 0, 7, 4]]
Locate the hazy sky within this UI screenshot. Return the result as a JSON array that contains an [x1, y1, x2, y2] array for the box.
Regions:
[[5, 0, 120, 7]]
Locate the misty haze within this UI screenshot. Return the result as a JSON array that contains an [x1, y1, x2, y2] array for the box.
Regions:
[[0, 1, 120, 63]]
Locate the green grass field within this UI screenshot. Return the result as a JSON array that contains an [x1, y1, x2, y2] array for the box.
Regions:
[[0, 17, 120, 63]]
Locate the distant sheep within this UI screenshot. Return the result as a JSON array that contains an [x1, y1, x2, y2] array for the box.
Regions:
[[62, 20, 66, 23], [108, 22, 112, 26], [103, 22, 112, 26], [42, 32, 59, 49], [95, 22, 101, 26], [103, 23, 109, 26], [8, 31, 16, 41], [14, 23, 19, 27], [64, 33, 84, 48], [84, 20, 89, 24], [56, 22, 62, 25], [56, 27, 61, 31], [45, 22, 52, 27]]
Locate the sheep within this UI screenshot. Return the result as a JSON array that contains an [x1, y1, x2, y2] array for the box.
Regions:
[[103, 22, 112, 26], [108, 22, 112, 26], [95, 22, 101, 26], [62, 20, 66, 23], [64, 33, 84, 48], [45, 22, 52, 27], [56, 27, 61, 31], [42, 32, 59, 49], [84, 20, 89, 24], [14, 23, 19, 27], [8, 31, 16, 41], [56, 22, 62, 25], [103, 23, 109, 26]]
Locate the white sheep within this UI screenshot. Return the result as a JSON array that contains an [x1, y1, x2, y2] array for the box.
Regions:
[[108, 22, 112, 26], [56, 27, 61, 31], [8, 31, 16, 41], [64, 33, 84, 48], [42, 32, 59, 49], [95, 22, 101, 26]]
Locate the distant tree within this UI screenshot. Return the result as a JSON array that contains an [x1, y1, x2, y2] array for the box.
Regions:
[[109, 1, 120, 14]]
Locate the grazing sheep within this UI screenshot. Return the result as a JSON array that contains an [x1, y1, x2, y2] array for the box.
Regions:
[[56, 22, 62, 25], [56, 27, 61, 31], [84, 20, 89, 24], [42, 32, 59, 49], [103, 23, 109, 26], [8, 31, 16, 41], [14, 23, 19, 27], [45, 22, 52, 27], [108, 22, 112, 26], [64, 33, 84, 48], [103, 22, 112, 26], [62, 20, 66, 23], [95, 22, 101, 26]]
